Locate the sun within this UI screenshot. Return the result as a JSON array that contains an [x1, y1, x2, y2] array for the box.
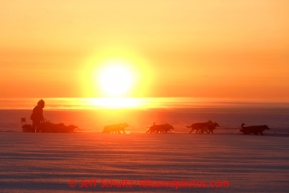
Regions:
[[81, 47, 154, 99], [98, 60, 135, 97]]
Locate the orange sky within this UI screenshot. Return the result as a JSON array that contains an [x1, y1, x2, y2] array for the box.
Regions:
[[1, 0, 288, 101]]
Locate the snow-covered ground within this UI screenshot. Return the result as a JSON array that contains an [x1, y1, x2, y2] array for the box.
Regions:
[[0, 132, 288, 193]]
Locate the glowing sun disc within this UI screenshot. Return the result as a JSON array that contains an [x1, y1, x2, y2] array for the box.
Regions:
[[98, 62, 134, 97]]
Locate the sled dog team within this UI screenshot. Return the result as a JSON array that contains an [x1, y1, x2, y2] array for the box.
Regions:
[[23, 99, 270, 135], [102, 120, 270, 135]]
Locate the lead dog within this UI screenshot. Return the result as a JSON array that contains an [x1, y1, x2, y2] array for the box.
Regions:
[[240, 123, 269, 135]]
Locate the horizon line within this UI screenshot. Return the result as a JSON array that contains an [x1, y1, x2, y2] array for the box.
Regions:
[[0, 97, 289, 110]]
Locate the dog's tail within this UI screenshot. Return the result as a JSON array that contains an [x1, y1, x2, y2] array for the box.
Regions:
[[241, 123, 245, 129]]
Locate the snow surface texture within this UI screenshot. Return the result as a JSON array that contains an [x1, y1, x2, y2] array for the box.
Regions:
[[0, 132, 288, 193]]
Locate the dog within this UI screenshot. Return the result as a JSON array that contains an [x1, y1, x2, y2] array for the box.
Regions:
[[240, 123, 269, 135], [102, 122, 128, 134], [198, 122, 220, 134], [146, 123, 174, 134], [186, 120, 214, 134]]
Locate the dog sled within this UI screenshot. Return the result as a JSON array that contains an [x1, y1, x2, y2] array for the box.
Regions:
[[21, 118, 78, 133]]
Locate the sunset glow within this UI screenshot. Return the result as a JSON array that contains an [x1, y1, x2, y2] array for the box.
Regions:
[[1, 3, 289, 193], [87, 98, 144, 109], [0, 0, 288, 102], [80, 46, 153, 100]]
